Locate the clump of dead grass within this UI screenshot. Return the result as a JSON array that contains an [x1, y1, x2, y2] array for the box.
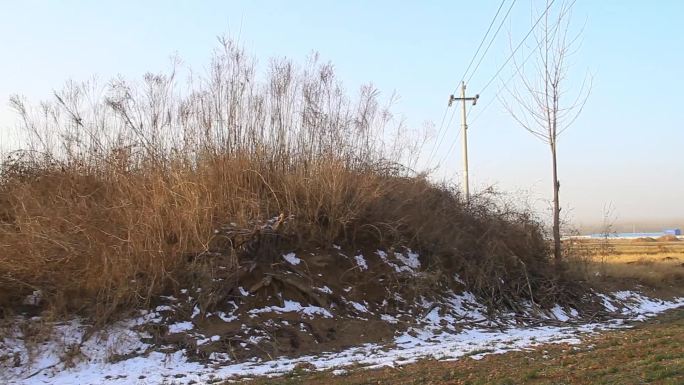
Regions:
[[0, 39, 563, 322]]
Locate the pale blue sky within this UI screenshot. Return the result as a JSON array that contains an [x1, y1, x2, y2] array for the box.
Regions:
[[1, 1, 682, 229]]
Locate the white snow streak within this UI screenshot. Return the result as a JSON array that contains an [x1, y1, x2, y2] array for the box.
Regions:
[[2, 292, 682, 385], [282, 252, 301, 265]]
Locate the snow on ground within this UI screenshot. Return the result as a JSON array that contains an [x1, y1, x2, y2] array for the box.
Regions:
[[248, 300, 333, 318], [377, 249, 421, 274], [353, 254, 368, 271], [2, 291, 682, 385], [281, 252, 301, 265]]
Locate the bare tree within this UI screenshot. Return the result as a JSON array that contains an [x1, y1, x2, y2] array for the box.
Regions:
[[502, 0, 591, 263]]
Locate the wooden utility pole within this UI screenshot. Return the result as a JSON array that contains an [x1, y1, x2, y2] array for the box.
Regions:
[[449, 82, 479, 201]]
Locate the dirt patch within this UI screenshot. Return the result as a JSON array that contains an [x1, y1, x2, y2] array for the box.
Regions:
[[132, 246, 471, 363]]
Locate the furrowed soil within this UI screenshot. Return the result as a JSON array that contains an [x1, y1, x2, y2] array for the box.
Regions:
[[244, 307, 684, 385]]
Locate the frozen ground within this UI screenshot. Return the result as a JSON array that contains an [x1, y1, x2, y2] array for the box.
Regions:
[[2, 291, 682, 385]]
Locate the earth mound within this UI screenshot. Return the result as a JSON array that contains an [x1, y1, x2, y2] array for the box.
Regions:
[[657, 235, 680, 242]]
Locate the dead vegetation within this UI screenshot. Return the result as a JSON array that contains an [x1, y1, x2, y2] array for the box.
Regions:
[[0, 39, 570, 324], [567, 238, 684, 295]]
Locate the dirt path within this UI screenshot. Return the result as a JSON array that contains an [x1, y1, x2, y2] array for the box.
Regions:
[[243, 307, 684, 385]]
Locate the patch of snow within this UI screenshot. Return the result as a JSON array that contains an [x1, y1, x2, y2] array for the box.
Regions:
[[168, 321, 194, 334], [249, 300, 333, 318], [550, 305, 570, 322], [2, 292, 682, 385], [598, 294, 618, 312], [381, 314, 399, 324], [423, 307, 441, 324], [217, 311, 237, 322], [316, 286, 333, 294], [354, 254, 368, 270], [191, 305, 201, 319], [197, 335, 221, 346], [239, 286, 251, 296], [376, 249, 420, 274], [282, 252, 301, 265], [349, 301, 370, 313], [453, 274, 466, 285], [395, 250, 420, 269]]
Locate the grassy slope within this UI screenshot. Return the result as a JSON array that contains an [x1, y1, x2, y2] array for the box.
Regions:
[[245, 308, 683, 385]]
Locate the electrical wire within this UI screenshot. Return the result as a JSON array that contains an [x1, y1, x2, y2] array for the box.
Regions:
[[470, 0, 577, 123], [459, 0, 508, 85], [427, 0, 511, 167], [465, 0, 518, 85], [476, 0, 558, 96]]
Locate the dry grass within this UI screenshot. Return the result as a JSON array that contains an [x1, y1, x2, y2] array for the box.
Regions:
[[0, 39, 563, 323], [594, 253, 684, 290], [567, 238, 684, 293]]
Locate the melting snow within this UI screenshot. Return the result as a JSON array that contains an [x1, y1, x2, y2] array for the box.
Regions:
[[282, 252, 301, 265], [217, 311, 238, 322], [2, 292, 682, 385], [550, 305, 570, 322], [395, 250, 420, 269], [349, 301, 370, 313], [354, 254, 368, 270], [249, 300, 333, 318], [191, 305, 201, 319], [377, 250, 419, 274], [168, 321, 194, 334], [316, 286, 333, 294], [238, 286, 251, 296]]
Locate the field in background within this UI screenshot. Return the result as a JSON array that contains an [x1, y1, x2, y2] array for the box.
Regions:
[[569, 237, 684, 296]]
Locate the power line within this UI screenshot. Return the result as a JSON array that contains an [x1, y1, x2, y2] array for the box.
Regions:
[[468, 36, 544, 124], [427, 0, 510, 167], [476, 0, 558, 96], [465, 0, 518, 84], [425, 104, 451, 166], [436, 118, 462, 169], [470, 0, 577, 123], [459, 0, 508, 84]]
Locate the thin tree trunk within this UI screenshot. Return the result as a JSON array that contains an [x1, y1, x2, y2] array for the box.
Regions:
[[551, 141, 561, 263]]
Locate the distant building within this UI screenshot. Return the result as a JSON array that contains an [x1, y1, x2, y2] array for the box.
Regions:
[[664, 228, 682, 236], [588, 228, 681, 238]]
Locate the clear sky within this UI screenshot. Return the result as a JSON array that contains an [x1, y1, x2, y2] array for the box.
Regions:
[[1, 0, 682, 230]]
